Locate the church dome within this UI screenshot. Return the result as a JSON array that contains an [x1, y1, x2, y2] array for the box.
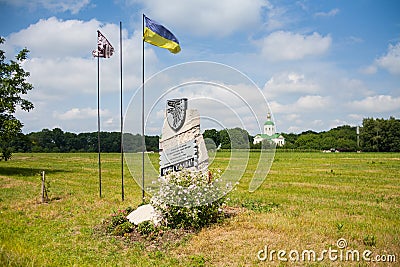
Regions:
[[264, 112, 274, 125], [264, 120, 275, 126]]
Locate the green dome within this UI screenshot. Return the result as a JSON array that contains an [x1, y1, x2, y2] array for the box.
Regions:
[[264, 121, 275, 126]]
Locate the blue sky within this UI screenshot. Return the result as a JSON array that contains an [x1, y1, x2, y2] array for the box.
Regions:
[[1, 0, 399, 135]]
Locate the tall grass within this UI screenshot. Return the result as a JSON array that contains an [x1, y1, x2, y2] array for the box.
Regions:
[[0, 152, 399, 266]]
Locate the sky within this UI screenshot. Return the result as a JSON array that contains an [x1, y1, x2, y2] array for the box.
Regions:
[[0, 0, 399, 135]]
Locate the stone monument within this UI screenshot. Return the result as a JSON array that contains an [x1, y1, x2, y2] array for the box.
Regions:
[[127, 98, 209, 224], [159, 98, 209, 176]]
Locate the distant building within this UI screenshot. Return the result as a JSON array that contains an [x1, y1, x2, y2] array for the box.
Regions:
[[253, 113, 285, 146]]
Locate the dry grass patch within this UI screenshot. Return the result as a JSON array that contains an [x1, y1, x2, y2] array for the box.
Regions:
[[0, 176, 35, 189]]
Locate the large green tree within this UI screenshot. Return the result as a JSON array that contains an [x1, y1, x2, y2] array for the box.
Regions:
[[360, 117, 400, 152], [0, 37, 34, 160]]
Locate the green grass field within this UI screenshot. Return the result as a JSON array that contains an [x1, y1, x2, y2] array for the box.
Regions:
[[0, 152, 399, 266]]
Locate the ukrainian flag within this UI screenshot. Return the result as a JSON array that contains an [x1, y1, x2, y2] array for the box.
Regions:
[[143, 15, 181, 54]]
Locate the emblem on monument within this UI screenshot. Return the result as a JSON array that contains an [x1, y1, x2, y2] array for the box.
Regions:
[[166, 98, 187, 131]]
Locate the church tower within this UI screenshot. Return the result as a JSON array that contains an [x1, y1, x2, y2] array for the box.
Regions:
[[253, 112, 285, 146], [263, 113, 275, 136]]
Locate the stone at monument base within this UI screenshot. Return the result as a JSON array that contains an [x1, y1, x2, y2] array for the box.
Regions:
[[126, 204, 162, 226]]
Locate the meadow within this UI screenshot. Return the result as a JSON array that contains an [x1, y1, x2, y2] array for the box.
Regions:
[[0, 151, 399, 266]]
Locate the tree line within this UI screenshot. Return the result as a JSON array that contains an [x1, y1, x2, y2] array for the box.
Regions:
[[203, 117, 400, 152], [359, 117, 400, 152], [203, 126, 361, 151], [7, 117, 400, 155], [10, 128, 159, 153], [283, 117, 400, 152]]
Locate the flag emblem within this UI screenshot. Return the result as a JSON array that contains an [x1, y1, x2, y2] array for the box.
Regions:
[[92, 30, 114, 58], [166, 98, 187, 131], [143, 15, 181, 54]]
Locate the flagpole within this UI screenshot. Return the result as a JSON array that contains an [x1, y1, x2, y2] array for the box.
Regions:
[[120, 21, 124, 201], [140, 15, 180, 202], [93, 30, 114, 199], [97, 50, 102, 198], [141, 14, 145, 202]]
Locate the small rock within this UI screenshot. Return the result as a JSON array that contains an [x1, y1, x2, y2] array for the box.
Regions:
[[126, 204, 162, 226]]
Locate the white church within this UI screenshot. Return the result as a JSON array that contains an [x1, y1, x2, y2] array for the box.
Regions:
[[253, 113, 285, 146]]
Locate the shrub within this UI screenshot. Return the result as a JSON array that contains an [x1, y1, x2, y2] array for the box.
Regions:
[[113, 221, 134, 236], [137, 221, 157, 236], [136, 221, 165, 240], [150, 169, 231, 230], [106, 207, 134, 235]]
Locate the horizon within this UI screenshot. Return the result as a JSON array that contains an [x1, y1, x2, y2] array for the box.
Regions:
[[21, 120, 376, 136]]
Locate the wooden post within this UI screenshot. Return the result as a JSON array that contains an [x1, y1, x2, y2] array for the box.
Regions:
[[41, 171, 45, 203]]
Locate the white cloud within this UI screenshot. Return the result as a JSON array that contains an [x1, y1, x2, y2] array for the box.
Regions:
[[328, 119, 349, 129], [348, 114, 364, 121], [263, 72, 319, 98], [296, 95, 330, 110], [263, 2, 288, 31], [337, 78, 373, 98], [105, 117, 114, 126], [7, 17, 101, 58], [269, 101, 285, 114], [260, 31, 331, 61], [349, 95, 400, 113], [360, 65, 377, 74], [40, 0, 90, 14], [311, 119, 324, 126], [347, 36, 363, 44], [131, 0, 267, 36], [270, 95, 330, 115], [363, 42, 400, 75], [5, 17, 158, 94], [287, 126, 301, 133], [1, 0, 90, 14], [24, 57, 95, 95], [285, 113, 301, 122], [376, 43, 400, 75], [53, 107, 110, 120], [314, 8, 340, 17], [4, 17, 160, 133]]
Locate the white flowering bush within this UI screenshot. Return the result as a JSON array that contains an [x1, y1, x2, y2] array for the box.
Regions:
[[150, 169, 232, 230]]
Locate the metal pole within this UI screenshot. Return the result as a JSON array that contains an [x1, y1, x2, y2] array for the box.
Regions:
[[356, 126, 360, 149], [120, 21, 124, 201], [141, 14, 145, 202], [97, 53, 102, 198]]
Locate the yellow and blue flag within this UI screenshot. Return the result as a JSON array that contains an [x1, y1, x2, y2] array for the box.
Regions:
[[143, 15, 181, 54]]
